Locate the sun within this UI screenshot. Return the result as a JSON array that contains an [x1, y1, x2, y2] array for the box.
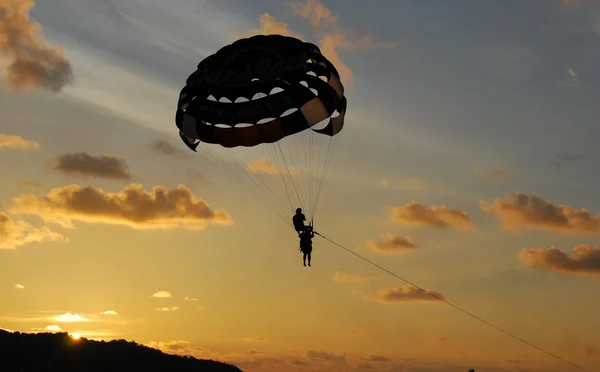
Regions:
[[70, 332, 81, 340]]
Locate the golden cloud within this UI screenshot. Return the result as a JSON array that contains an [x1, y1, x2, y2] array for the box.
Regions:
[[332, 271, 382, 283], [0, 212, 66, 249], [245, 159, 299, 175], [519, 244, 600, 277], [0, 0, 73, 92], [184, 296, 197, 301], [366, 233, 418, 254], [14, 283, 24, 289], [7, 184, 232, 230], [481, 192, 600, 235], [390, 201, 475, 230], [364, 286, 446, 303], [52, 312, 89, 323], [0, 134, 39, 151], [157, 306, 179, 312], [52, 152, 132, 180], [151, 291, 172, 298]]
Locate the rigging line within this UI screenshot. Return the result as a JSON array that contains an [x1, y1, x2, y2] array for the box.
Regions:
[[313, 232, 593, 372]]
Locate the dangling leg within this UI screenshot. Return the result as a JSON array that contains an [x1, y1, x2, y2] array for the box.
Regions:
[[303, 252, 307, 266], [307, 252, 311, 267]]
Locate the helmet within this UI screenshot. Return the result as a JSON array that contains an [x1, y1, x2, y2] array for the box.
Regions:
[[296, 208, 302, 214]]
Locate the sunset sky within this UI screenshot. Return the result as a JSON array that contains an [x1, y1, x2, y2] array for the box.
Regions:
[[2, 0, 600, 371]]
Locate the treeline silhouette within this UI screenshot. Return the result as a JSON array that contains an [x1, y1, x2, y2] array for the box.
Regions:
[[0, 329, 243, 372]]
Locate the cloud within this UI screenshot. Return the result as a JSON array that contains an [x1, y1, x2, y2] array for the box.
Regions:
[[8, 183, 232, 230], [390, 201, 475, 230], [366, 233, 418, 254], [242, 0, 396, 87], [0, 212, 66, 249], [306, 350, 346, 363], [101, 310, 118, 315], [481, 192, 600, 235], [240, 13, 302, 39], [151, 291, 172, 298], [0, 0, 73, 92], [560, 67, 580, 88], [45, 325, 63, 332], [362, 355, 388, 362], [14, 283, 24, 289], [52, 312, 89, 322], [332, 271, 381, 283], [0, 134, 39, 151], [364, 286, 446, 304], [157, 306, 179, 312], [151, 139, 187, 158], [52, 152, 132, 180], [17, 181, 44, 189], [519, 245, 600, 277], [184, 296, 197, 301], [245, 159, 299, 176], [473, 165, 509, 182], [241, 336, 267, 342]]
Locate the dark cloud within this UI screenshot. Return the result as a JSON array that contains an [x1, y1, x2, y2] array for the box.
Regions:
[[519, 244, 600, 276], [366, 233, 418, 254], [8, 183, 232, 230], [151, 139, 187, 158], [481, 192, 600, 235], [52, 152, 132, 180], [364, 286, 446, 304], [390, 201, 475, 230]]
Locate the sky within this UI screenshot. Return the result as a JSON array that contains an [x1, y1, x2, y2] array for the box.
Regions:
[[1, 0, 600, 371]]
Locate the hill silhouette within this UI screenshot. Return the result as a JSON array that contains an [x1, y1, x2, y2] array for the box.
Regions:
[[0, 329, 243, 372]]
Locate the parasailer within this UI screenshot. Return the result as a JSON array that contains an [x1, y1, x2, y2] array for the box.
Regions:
[[174, 34, 346, 254]]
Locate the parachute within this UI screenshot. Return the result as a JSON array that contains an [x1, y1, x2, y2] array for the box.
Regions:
[[175, 34, 347, 224]]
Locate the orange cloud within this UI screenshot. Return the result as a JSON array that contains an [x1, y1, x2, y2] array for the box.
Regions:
[[390, 201, 475, 230], [364, 286, 446, 303], [332, 271, 381, 283], [240, 13, 301, 39], [481, 192, 600, 235], [0, 134, 39, 151], [0, 0, 73, 92], [17, 181, 44, 189], [473, 165, 509, 182], [245, 159, 300, 176], [519, 244, 600, 277], [7, 184, 232, 230], [52, 152, 132, 180], [242, 0, 396, 87], [0, 212, 66, 249], [366, 233, 418, 254]]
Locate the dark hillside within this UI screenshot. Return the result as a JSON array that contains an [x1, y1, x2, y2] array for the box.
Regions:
[[0, 330, 243, 372]]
